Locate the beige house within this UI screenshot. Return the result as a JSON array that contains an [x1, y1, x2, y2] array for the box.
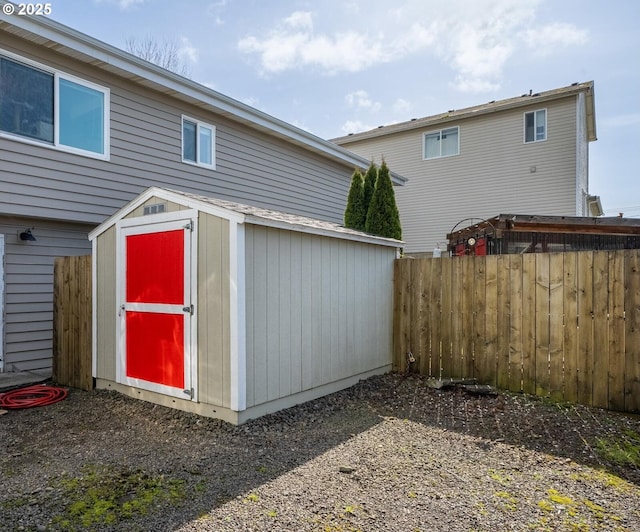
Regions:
[[333, 82, 598, 256]]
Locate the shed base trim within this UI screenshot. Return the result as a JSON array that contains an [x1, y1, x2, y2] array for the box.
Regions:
[[96, 364, 391, 425]]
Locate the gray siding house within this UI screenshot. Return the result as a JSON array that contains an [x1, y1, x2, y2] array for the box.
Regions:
[[0, 9, 405, 374], [333, 82, 597, 256]]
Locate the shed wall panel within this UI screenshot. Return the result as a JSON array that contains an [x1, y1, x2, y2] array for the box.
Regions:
[[196, 213, 231, 407], [95, 225, 117, 380], [244, 226, 394, 408]]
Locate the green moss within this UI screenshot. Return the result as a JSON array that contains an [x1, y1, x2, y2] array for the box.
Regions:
[[51, 464, 186, 529], [595, 429, 640, 467]]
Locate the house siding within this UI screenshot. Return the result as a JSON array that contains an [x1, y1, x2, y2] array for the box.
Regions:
[[0, 34, 352, 226], [0, 216, 92, 372], [339, 97, 580, 254], [244, 225, 393, 408]]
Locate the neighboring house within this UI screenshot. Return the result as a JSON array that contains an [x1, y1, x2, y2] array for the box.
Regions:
[[0, 9, 406, 374], [446, 214, 640, 256], [332, 82, 597, 256]]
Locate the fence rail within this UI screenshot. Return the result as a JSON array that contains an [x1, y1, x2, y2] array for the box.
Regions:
[[52, 255, 92, 391], [393, 250, 640, 413]]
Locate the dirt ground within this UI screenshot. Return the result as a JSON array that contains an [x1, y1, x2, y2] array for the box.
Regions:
[[1, 373, 639, 531]]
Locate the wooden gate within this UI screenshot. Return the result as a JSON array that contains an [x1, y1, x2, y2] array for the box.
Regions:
[[53, 255, 92, 390]]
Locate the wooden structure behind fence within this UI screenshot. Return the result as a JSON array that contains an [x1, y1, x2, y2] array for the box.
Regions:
[[53, 255, 92, 391], [393, 250, 640, 413]]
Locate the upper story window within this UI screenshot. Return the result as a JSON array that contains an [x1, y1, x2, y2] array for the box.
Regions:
[[423, 126, 459, 160], [0, 51, 110, 159], [524, 109, 546, 143], [182, 116, 215, 168]]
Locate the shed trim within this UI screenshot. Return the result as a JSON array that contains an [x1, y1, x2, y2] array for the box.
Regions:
[[229, 221, 247, 411]]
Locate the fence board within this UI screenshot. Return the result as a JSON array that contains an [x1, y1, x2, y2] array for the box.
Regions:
[[522, 254, 537, 395], [496, 255, 510, 390], [563, 253, 579, 403], [592, 251, 610, 408], [440, 257, 454, 378], [53, 255, 92, 391], [625, 251, 640, 412], [577, 252, 594, 406], [508, 255, 524, 393], [393, 259, 411, 372], [460, 257, 474, 378], [549, 253, 565, 401], [393, 250, 640, 414], [535, 254, 551, 397], [608, 251, 625, 411], [429, 257, 443, 378]]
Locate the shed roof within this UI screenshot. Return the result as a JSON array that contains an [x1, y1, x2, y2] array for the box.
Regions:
[[89, 187, 404, 248], [0, 4, 406, 185], [332, 81, 596, 144]]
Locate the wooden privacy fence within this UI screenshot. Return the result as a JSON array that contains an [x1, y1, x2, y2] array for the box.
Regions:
[[53, 255, 92, 390], [393, 250, 640, 413]]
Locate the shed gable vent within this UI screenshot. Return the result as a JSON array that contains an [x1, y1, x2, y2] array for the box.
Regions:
[[143, 203, 166, 215]]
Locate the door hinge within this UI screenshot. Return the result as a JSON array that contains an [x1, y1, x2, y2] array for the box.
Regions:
[[183, 304, 194, 315], [183, 221, 193, 231], [183, 388, 194, 399]]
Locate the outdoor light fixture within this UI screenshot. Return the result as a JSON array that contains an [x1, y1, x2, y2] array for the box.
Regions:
[[467, 237, 476, 246], [19, 229, 36, 241]]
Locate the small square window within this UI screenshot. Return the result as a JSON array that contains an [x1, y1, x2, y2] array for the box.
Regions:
[[182, 116, 215, 168], [423, 126, 459, 159], [524, 109, 546, 143]]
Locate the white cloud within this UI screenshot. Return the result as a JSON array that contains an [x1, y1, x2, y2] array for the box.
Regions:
[[345, 90, 381, 112], [238, 0, 588, 92], [178, 37, 198, 64], [95, 0, 145, 9], [340, 119, 375, 135], [392, 98, 412, 114], [522, 22, 589, 55]]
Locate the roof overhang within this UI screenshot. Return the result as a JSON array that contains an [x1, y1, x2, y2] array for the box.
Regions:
[[0, 3, 407, 185]]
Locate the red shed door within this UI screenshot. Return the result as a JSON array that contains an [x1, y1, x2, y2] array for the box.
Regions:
[[118, 218, 194, 400]]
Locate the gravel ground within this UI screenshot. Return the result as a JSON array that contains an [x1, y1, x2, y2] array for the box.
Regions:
[[1, 373, 639, 532]]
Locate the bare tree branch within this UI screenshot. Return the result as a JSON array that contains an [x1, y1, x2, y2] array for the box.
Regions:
[[125, 36, 191, 77]]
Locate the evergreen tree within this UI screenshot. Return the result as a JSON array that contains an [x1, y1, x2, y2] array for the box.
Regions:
[[365, 159, 402, 240], [362, 161, 377, 216], [344, 168, 366, 230]]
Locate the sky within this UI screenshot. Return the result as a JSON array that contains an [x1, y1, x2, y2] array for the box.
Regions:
[[34, 0, 640, 217]]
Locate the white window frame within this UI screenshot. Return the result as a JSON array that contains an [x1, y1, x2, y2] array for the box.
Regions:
[[0, 49, 110, 160], [423, 126, 460, 160], [181, 115, 216, 169], [524, 108, 547, 144]]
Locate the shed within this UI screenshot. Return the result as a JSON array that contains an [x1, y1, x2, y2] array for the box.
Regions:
[[88, 187, 402, 424]]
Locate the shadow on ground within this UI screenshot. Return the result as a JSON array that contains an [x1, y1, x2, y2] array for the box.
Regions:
[[1, 372, 638, 530]]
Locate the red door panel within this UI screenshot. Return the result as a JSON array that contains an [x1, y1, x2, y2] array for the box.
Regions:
[[126, 230, 184, 304], [125, 311, 185, 388]]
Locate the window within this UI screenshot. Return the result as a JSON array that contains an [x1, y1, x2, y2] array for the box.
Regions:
[[423, 126, 459, 159], [182, 116, 215, 168], [524, 109, 546, 143], [0, 51, 109, 158]]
